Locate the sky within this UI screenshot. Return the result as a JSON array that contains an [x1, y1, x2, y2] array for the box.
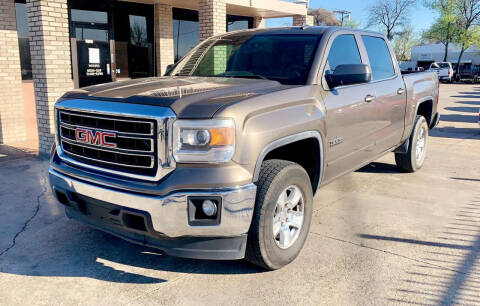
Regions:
[[266, 0, 438, 34]]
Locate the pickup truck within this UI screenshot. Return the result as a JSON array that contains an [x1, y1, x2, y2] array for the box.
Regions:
[[429, 62, 453, 83], [49, 27, 440, 270]]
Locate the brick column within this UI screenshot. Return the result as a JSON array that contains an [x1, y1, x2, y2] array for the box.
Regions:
[[199, 0, 226, 42], [0, 0, 27, 144], [253, 16, 265, 29], [154, 4, 174, 76], [293, 15, 314, 26], [306, 15, 314, 26], [26, 0, 72, 154]]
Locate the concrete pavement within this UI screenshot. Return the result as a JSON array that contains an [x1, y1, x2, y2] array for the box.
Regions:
[[0, 84, 479, 305]]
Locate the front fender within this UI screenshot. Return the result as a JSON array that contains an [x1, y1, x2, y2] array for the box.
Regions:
[[215, 86, 327, 187], [252, 130, 325, 183]]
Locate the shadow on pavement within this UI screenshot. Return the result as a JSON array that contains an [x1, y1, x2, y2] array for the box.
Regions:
[[440, 114, 478, 124], [356, 162, 400, 174], [358, 189, 480, 305], [0, 226, 263, 284], [430, 127, 480, 139], [0, 144, 35, 162], [455, 101, 480, 106], [450, 95, 480, 99], [451, 177, 480, 182], [445, 106, 480, 113]]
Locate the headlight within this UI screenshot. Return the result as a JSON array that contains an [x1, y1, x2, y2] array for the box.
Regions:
[[172, 119, 235, 163]]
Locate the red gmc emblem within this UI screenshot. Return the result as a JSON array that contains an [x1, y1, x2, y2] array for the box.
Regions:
[[75, 128, 117, 148]]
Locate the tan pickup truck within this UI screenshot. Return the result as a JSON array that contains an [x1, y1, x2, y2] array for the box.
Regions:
[[49, 26, 439, 270]]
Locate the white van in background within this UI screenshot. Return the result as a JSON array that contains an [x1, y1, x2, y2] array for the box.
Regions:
[[429, 62, 454, 83]]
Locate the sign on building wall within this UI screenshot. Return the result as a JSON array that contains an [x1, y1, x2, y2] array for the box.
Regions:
[[418, 53, 433, 61]]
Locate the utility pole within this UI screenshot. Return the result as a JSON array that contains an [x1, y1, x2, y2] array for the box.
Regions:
[[333, 10, 351, 26]]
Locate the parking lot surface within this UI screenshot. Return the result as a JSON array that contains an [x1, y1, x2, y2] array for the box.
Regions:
[[0, 84, 479, 305]]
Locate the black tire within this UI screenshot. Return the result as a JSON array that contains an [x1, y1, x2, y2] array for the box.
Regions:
[[395, 115, 429, 173], [245, 159, 313, 270]]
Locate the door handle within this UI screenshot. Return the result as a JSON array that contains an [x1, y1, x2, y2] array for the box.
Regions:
[[397, 88, 405, 95], [365, 94, 376, 103]]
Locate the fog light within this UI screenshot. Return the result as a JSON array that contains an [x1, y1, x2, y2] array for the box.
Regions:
[[202, 200, 217, 217]]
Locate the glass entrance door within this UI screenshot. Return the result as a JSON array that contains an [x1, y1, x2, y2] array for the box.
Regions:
[[70, 9, 112, 87]]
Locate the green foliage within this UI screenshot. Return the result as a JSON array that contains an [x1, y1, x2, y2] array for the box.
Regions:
[[456, 25, 480, 48], [422, 15, 459, 44], [342, 18, 360, 29], [393, 28, 420, 61], [423, 0, 480, 64], [422, 0, 458, 43]]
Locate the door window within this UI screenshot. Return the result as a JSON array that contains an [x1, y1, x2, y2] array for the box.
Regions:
[[325, 34, 362, 76], [361, 36, 395, 81], [75, 28, 108, 42], [72, 21, 111, 87]]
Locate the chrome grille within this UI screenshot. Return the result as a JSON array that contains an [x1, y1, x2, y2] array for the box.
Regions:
[[58, 110, 157, 176]]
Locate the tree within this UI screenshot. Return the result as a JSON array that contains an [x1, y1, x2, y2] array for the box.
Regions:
[[422, 17, 459, 61], [393, 27, 420, 60], [368, 0, 417, 40], [343, 18, 361, 29], [423, 0, 459, 61], [456, 26, 480, 68], [308, 8, 341, 26], [454, 0, 480, 73]]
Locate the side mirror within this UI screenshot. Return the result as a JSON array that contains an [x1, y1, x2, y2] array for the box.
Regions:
[[165, 64, 175, 76], [326, 64, 371, 89]]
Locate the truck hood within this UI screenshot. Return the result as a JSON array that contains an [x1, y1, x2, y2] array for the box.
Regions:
[[61, 76, 291, 118]]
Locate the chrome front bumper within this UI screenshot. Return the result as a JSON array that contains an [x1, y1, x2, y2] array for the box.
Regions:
[[48, 168, 257, 238]]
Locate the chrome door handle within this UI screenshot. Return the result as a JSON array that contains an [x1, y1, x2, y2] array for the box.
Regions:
[[365, 95, 376, 103], [397, 88, 405, 95]]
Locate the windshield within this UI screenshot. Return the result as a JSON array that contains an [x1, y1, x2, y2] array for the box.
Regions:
[[169, 33, 321, 85]]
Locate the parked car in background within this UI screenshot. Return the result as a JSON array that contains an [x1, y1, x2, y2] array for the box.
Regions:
[[402, 67, 425, 74], [456, 65, 480, 83], [429, 62, 453, 83], [49, 27, 440, 270]]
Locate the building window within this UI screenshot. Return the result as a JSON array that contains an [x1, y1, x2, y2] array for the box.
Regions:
[[173, 8, 199, 62], [14, 1, 32, 80], [173, 9, 254, 63], [71, 9, 108, 24], [130, 15, 148, 47], [114, 2, 155, 79]]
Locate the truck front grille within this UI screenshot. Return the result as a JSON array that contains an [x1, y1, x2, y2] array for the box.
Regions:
[[58, 110, 158, 177]]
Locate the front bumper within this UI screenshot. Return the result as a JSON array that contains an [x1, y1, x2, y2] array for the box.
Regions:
[[49, 168, 257, 259]]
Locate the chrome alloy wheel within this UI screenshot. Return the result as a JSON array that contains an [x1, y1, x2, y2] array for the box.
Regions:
[[416, 126, 426, 162], [273, 185, 305, 249]]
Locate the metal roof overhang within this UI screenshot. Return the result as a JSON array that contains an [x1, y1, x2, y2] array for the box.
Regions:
[[121, 0, 307, 18]]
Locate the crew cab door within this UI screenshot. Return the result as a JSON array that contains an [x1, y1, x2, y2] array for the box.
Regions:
[[321, 33, 377, 180], [359, 35, 406, 154]]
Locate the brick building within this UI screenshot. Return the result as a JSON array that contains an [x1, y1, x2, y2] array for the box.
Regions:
[[0, 0, 313, 154]]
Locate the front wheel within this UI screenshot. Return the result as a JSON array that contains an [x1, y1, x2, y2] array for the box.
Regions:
[[395, 115, 429, 172], [245, 160, 313, 270]]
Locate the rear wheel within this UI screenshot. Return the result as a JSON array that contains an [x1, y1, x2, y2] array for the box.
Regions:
[[245, 160, 313, 270], [395, 115, 428, 173]]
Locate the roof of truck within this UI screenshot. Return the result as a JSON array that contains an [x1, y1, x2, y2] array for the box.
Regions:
[[220, 26, 385, 38]]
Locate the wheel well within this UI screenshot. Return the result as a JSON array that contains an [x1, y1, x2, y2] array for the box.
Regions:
[[262, 138, 321, 193], [417, 100, 433, 124]]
